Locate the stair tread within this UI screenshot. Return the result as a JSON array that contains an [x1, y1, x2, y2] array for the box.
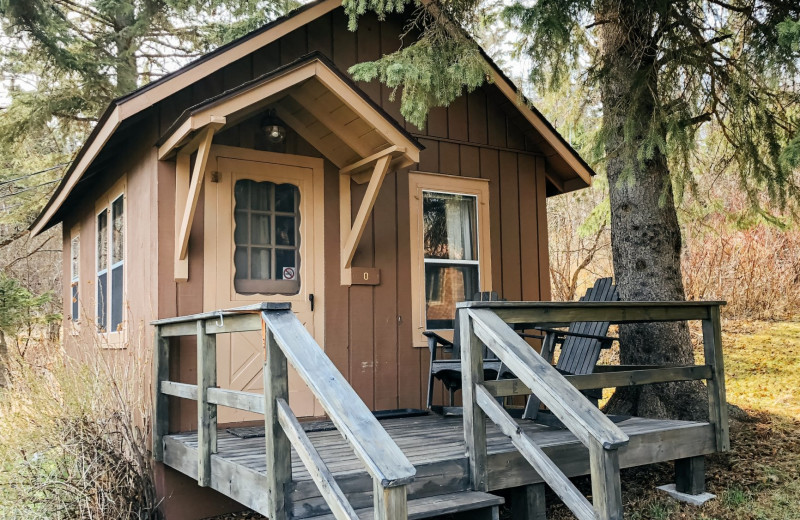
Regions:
[[308, 491, 504, 520]]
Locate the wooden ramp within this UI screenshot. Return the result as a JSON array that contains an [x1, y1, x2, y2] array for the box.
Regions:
[[161, 414, 716, 518]]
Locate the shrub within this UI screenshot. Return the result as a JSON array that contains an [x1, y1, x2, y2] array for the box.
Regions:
[[0, 338, 158, 519]]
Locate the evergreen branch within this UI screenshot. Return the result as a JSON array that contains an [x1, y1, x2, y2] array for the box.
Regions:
[[52, 112, 98, 123], [55, 0, 115, 26], [706, 0, 755, 15], [680, 112, 713, 128], [135, 53, 204, 59]]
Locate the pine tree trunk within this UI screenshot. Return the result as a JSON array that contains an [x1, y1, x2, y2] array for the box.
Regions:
[[0, 329, 8, 387], [597, 3, 707, 421], [113, 2, 138, 94]]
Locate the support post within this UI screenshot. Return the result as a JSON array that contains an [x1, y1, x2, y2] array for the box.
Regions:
[[589, 439, 623, 520], [511, 484, 546, 520], [264, 327, 291, 520], [174, 153, 190, 281], [522, 332, 557, 420], [703, 305, 730, 451], [152, 326, 170, 462], [461, 308, 488, 491], [373, 479, 408, 520], [675, 456, 705, 495], [197, 320, 217, 486]]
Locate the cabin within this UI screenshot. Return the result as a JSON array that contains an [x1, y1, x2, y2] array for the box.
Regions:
[[32, 1, 730, 519]]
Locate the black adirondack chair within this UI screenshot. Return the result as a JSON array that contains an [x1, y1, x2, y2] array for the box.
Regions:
[[522, 277, 620, 421], [425, 291, 513, 414]]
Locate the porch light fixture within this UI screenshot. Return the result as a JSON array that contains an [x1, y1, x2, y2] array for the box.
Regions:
[[261, 109, 286, 143]]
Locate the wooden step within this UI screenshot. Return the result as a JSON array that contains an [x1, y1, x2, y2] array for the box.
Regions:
[[310, 491, 504, 520]]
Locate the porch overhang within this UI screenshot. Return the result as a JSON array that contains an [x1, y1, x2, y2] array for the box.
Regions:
[[158, 52, 423, 284]]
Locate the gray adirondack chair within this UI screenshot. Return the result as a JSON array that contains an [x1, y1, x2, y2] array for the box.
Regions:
[[522, 277, 620, 421]]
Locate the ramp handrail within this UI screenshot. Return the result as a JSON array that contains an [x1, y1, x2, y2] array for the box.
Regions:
[[151, 304, 415, 520], [462, 307, 628, 520], [458, 300, 728, 520], [470, 308, 629, 450]]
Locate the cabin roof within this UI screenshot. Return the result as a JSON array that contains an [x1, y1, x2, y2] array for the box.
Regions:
[[30, 0, 594, 235], [156, 52, 423, 169]]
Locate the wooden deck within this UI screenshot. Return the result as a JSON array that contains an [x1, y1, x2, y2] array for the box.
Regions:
[[153, 302, 728, 519], [162, 413, 716, 518]]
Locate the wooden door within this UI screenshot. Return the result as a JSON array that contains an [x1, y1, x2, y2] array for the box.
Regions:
[[204, 146, 325, 421]]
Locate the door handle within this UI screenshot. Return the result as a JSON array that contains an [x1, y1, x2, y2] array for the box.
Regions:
[[309, 293, 314, 312]]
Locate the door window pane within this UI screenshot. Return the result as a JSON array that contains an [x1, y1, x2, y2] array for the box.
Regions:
[[422, 191, 480, 329], [234, 211, 249, 243], [275, 249, 296, 280], [274, 184, 296, 212], [250, 214, 270, 245], [251, 248, 270, 279], [233, 179, 301, 295], [275, 216, 295, 246]]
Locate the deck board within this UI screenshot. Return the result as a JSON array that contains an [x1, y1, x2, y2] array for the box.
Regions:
[[163, 413, 715, 518]]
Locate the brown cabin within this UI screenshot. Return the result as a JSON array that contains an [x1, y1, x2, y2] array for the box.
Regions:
[[37, 0, 591, 420], [32, 1, 730, 519]]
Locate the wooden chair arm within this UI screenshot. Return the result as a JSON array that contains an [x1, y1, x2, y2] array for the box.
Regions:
[[423, 330, 453, 349], [532, 326, 618, 345], [517, 332, 546, 340]]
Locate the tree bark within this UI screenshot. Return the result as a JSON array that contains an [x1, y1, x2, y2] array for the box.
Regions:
[[597, 2, 707, 421], [113, 2, 139, 94], [0, 329, 8, 387]]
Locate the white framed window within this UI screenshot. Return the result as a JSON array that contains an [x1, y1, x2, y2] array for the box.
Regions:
[[96, 189, 125, 334], [408, 172, 492, 346], [422, 191, 480, 330], [70, 232, 80, 322]]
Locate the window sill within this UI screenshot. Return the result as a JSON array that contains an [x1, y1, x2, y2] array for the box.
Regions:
[[97, 329, 127, 349]]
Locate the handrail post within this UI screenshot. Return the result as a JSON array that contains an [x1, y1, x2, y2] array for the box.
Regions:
[[460, 308, 488, 492], [703, 304, 730, 451], [373, 479, 408, 520], [589, 440, 623, 520], [152, 325, 169, 462], [264, 327, 291, 520], [197, 320, 217, 486]]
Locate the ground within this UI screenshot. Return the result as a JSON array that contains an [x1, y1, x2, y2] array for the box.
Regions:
[[206, 320, 800, 520]]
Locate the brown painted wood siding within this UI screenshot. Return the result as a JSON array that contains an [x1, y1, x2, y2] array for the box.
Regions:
[[150, 9, 551, 412]]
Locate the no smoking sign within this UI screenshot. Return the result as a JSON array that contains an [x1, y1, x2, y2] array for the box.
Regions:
[[282, 267, 296, 280]]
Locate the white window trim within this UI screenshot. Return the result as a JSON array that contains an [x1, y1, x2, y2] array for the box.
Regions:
[[95, 177, 127, 348], [68, 225, 81, 334], [408, 172, 492, 347]]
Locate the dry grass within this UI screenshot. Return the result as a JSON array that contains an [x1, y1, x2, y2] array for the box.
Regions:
[[549, 320, 800, 520], [0, 331, 159, 519]]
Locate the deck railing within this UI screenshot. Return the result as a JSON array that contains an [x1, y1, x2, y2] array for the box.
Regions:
[[458, 301, 729, 520], [151, 303, 416, 520]]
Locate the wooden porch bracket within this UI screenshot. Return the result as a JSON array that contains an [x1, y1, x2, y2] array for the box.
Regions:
[[175, 126, 217, 281], [339, 153, 392, 286], [159, 115, 226, 160]]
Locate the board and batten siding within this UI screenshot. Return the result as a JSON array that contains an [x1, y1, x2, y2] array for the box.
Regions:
[[61, 117, 160, 383], [148, 9, 551, 418]]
